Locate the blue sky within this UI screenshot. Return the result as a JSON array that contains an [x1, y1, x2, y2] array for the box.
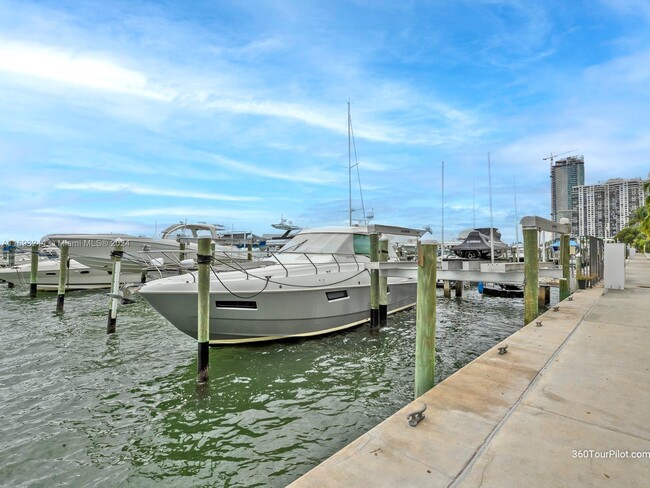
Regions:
[[1, 0, 649, 243]]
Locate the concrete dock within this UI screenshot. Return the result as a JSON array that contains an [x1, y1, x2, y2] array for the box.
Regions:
[[290, 255, 650, 487]]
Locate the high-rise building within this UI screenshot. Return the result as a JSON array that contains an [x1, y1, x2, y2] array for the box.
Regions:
[[551, 155, 585, 222], [572, 177, 647, 238]]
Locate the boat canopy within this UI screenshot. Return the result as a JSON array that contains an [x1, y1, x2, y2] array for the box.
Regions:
[[279, 232, 358, 255]]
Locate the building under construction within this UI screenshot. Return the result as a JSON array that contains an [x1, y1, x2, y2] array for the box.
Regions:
[[550, 155, 585, 222]]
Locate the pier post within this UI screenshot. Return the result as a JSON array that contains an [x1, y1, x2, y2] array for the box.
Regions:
[[443, 280, 451, 298], [56, 243, 69, 312], [179, 240, 186, 262], [369, 233, 380, 326], [107, 239, 124, 334], [455, 280, 463, 297], [538, 286, 550, 307], [378, 237, 388, 324], [523, 227, 539, 324], [29, 244, 39, 297], [7, 240, 16, 288], [415, 241, 437, 398], [560, 234, 570, 301], [197, 237, 212, 384], [7, 240, 16, 267], [247, 241, 253, 261]]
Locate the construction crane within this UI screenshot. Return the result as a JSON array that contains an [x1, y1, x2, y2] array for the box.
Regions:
[[543, 149, 578, 173]]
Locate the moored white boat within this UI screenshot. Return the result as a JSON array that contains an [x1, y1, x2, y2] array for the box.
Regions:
[[139, 225, 422, 344], [0, 259, 143, 291], [42, 223, 243, 274]]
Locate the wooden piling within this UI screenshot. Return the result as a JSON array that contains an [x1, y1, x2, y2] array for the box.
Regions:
[[107, 239, 124, 334], [443, 280, 451, 298], [538, 285, 550, 307], [56, 243, 69, 312], [378, 237, 388, 324], [369, 233, 379, 326], [7, 240, 16, 288], [7, 240, 16, 267], [575, 255, 582, 292], [247, 241, 253, 261], [179, 241, 186, 262], [415, 241, 437, 398], [560, 234, 570, 301], [29, 244, 39, 297], [197, 237, 212, 384], [455, 280, 463, 297], [523, 227, 539, 324]]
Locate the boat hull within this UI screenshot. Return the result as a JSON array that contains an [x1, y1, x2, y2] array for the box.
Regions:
[[140, 276, 417, 344]]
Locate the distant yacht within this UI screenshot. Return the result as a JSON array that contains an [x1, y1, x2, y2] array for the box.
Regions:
[[261, 217, 303, 251], [42, 223, 242, 274]]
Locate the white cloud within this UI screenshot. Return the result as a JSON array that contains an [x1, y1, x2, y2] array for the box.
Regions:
[[56, 182, 260, 202], [0, 40, 174, 101]]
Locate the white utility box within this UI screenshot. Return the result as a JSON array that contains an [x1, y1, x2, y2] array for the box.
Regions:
[[604, 243, 626, 290]]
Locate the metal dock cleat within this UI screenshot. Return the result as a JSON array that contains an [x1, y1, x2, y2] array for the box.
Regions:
[[536, 321, 543, 327], [407, 403, 427, 427], [498, 344, 508, 355]]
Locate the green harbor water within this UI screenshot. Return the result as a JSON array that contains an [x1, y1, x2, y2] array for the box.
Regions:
[[0, 284, 557, 487]]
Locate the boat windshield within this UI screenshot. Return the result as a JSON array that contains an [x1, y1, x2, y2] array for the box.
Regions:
[[278, 233, 359, 255]]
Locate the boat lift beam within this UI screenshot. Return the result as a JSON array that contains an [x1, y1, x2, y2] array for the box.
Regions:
[[520, 216, 570, 234], [367, 261, 563, 285]]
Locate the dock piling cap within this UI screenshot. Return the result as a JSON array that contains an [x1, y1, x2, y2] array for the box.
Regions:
[[418, 232, 437, 245]]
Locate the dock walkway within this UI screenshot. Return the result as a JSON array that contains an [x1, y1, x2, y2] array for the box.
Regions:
[[290, 255, 650, 487]]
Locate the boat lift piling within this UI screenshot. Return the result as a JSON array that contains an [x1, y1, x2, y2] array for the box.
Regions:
[[107, 239, 124, 334], [369, 233, 380, 327], [378, 237, 388, 324], [521, 216, 570, 324], [560, 234, 570, 300], [29, 244, 39, 297], [415, 240, 437, 398], [56, 242, 69, 312], [455, 280, 463, 297], [197, 237, 211, 384]]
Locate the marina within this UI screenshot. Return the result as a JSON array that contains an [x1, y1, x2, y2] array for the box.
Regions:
[[0, 269, 549, 487], [2, 2, 649, 486]]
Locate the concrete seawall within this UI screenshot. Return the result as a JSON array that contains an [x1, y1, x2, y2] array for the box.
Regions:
[[290, 255, 650, 487]]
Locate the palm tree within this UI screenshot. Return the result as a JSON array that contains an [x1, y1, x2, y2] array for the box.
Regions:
[[641, 182, 650, 240]]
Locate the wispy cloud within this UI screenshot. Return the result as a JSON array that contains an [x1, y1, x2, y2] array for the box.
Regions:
[[56, 182, 260, 202], [204, 153, 341, 185]]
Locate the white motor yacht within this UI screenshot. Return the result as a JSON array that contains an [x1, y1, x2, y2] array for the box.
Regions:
[[42, 223, 243, 274], [139, 225, 422, 344], [0, 258, 143, 291]]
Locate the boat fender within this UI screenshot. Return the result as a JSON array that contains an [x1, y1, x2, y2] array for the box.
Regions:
[[150, 257, 165, 267], [477, 281, 484, 294]]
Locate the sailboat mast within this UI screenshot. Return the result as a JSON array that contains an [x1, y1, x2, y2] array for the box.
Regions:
[[473, 181, 476, 228], [514, 177, 519, 263], [441, 161, 445, 257], [348, 101, 352, 226], [488, 153, 495, 264]]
